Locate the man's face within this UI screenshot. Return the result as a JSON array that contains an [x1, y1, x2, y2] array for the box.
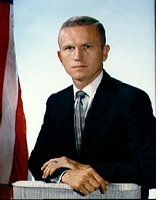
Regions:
[[57, 25, 110, 88]]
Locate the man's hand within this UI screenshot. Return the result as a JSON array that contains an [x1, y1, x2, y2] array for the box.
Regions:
[[41, 156, 109, 195], [61, 167, 109, 195], [41, 156, 90, 178]]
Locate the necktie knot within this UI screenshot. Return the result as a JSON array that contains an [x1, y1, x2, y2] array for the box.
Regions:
[[76, 91, 86, 100]]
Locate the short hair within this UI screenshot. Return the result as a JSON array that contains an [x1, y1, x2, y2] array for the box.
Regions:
[[58, 16, 106, 47]]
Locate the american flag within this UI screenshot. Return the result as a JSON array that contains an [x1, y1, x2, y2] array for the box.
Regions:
[[0, 0, 28, 188]]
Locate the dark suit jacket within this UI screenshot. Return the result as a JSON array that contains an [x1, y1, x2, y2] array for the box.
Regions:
[[28, 70, 156, 198]]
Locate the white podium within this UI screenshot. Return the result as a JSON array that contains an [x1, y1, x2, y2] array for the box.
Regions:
[[13, 181, 141, 199]]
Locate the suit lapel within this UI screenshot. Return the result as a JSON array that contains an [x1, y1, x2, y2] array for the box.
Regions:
[[61, 86, 74, 121], [81, 71, 113, 151], [59, 86, 78, 156]]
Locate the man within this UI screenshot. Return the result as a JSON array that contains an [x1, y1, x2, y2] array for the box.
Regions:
[[28, 16, 156, 199]]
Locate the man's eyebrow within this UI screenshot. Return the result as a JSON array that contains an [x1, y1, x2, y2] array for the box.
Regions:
[[61, 42, 93, 49], [61, 44, 73, 49]]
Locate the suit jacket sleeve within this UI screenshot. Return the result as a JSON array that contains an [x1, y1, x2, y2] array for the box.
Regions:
[[28, 88, 75, 181]]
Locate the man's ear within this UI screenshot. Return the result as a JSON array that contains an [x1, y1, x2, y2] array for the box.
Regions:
[[57, 50, 63, 64], [103, 45, 110, 61]]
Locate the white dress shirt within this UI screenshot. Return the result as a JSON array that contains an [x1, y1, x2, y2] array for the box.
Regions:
[[73, 70, 103, 117]]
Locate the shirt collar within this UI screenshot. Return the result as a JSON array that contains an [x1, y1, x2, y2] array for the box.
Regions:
[[73, 70, 103, 100]]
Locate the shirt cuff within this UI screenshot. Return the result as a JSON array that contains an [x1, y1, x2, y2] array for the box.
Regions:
[[50, 170, 68, 183]]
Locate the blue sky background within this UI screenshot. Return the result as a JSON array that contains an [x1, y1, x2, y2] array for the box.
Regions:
[[13, 1, 155, 197]]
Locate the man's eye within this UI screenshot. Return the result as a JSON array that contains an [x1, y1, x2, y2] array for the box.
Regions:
[[85, 45, 91, 49], [66, 46, 73, 50]]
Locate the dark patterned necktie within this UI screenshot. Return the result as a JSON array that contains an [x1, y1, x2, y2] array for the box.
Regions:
[[74, 91, 86, 155]]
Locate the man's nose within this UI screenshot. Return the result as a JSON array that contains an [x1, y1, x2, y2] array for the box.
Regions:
[[74, 48, 84, 61]]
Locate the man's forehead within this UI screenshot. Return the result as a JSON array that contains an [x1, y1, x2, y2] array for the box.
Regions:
[[59, 25, 98, 37]]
